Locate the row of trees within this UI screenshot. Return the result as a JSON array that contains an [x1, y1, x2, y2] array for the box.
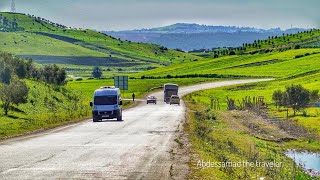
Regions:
[[272, 85, 319, 116], [0, 53, 66, 85]]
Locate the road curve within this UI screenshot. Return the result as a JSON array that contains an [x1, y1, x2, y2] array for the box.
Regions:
[[0, 79, 271, 180]]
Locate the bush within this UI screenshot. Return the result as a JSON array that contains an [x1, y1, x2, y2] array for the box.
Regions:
[[0, 80, 29, 115], [272, 89, 283, 110], [92, 66, 102, 78], [229, 51, 236, 55], [294, 54, 304, 59]]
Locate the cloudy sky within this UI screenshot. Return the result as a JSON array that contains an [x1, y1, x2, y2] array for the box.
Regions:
[[0, 0, 319, 31]]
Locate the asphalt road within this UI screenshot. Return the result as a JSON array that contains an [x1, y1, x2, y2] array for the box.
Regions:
[[0, 79, 271, 180]]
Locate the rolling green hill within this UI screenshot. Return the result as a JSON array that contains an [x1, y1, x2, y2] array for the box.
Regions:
[[0, 12, 200, 75], [137, 48, 320, 79], [0, 32, 106, 56]]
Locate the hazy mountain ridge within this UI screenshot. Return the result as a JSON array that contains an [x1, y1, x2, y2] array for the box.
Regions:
[[104, 23, 307, 51]]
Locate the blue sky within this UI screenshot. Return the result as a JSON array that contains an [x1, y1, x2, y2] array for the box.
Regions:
[[0, 0, 319, 31]]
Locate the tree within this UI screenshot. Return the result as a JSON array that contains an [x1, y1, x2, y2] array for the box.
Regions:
[[56, 68, 67, 85], [272, 89, 283, 110], [229, 51, 236, 55], [16, 63, 27, 79], [0, 80, 29, 115], [41, 64, 66, 85], [284, 84, 310, 116], [0, 64, 12, 84], [92, 66, 102, 78]]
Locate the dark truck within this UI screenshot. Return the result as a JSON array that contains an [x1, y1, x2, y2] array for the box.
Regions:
[[164, 84, 179, 103]]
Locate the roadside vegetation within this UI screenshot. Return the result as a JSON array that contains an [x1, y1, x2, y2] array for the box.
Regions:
[[0, 52, 89, 139], [182, 73, 320, 179], [184, 98, 318, 179]]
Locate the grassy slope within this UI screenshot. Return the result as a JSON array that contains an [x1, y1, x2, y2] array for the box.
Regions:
[[137, 48, 320, 78], [0, 12, 200, 65], [243, 30, 320, 52], [0, 32, 106, 56], [190, 29, 320, 58], [0, 80, 90, 139]]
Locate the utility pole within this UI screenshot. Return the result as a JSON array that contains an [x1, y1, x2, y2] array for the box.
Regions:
[[11, 0, 16, 13]]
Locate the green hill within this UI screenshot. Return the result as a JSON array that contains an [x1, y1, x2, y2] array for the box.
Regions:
[[0, 12, 200, 75], [137, 48, 320, 79], [191, 29, 320, 58]]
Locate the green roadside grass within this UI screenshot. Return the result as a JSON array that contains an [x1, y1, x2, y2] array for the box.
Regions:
[[184, 93, 320, 179], [0, 80, 89, 139], [185, 72, 320, 135]]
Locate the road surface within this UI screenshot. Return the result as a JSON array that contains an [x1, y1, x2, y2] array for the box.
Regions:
[[0, 79, 271, 180]]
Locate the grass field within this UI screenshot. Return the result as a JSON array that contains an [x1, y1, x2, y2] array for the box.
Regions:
[[0, 32, 107, 56], [136, 48, 320, 78], [184, 100, 318, 179], [0, 80, 90, 139]]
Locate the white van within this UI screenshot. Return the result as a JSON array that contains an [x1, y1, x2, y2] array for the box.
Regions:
[[90, 86, 123, 122]]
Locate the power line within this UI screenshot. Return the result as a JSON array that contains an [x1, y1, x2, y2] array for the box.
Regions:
[[11, 0, 16, 13]]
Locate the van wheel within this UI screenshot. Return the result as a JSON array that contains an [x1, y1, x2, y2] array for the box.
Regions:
[[117, 115, 122, 121], [93, 117, 99, 122]]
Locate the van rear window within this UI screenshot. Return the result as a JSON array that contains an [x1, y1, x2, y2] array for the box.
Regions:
[[94, 96, 117, 105]]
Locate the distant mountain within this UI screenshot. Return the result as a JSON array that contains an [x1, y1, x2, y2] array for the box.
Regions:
[[104, 23, 307, 51]]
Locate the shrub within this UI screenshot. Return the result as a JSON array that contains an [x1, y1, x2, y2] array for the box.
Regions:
[[92, 66, 102, 78], [229, 51, 236, 55], [295, 54, 304, 59], [272, 89, 283, 110]]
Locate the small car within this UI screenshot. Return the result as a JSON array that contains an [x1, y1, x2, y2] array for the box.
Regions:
[[170, 95, 180, 105], [147, 96, 157, 104]]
